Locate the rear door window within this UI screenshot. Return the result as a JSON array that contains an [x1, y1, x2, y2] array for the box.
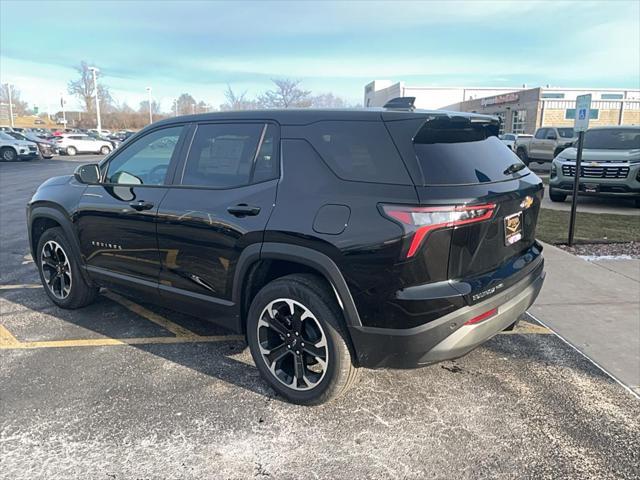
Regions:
[[302, 121, 411, 185], [397, 116, 529, 186]]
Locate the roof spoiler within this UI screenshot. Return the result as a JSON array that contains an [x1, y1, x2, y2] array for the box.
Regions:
[[413, 114, 501, 143], [383, 97, 416, 111]]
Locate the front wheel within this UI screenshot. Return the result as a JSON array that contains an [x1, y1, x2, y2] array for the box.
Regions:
[[1, 147, 17, 162], [246, 274, 359, 405], [36, 227, 98, 309], [100, 145, 111, 155], [549, 189, 567, 202], [66, 146, 77, 156]]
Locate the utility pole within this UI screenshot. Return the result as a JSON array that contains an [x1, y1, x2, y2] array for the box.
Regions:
[[146, 87, 153, 124], [6, 84, 14, 128], [89, 67, 101, 133]]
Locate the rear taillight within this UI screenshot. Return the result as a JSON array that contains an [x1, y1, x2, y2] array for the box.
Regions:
[[381, 203, 496, 258]]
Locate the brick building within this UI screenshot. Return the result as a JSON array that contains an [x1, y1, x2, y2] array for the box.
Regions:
[[442, 87, 640, 135]]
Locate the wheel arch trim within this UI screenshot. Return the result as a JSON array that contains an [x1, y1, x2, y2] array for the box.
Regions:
[[28, 205, 93, 285], [233, 242, 362, 328]]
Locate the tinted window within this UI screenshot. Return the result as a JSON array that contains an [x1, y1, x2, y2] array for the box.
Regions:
[[181, 123, 272, 188], [304, 121, 410, 184], [412, 118, 528, 185], [557, 128, 575, 138], [106, 126, 183, 185], [583, 128, 640, 150]]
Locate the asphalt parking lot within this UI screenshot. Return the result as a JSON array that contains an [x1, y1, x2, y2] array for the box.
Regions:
[[2, 157, 640, 479]]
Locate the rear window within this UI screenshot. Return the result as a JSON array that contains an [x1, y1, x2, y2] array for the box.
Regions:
[[583, 128, 640, 150], [303, 121, 411, 185], [410, 117, 529, 186]]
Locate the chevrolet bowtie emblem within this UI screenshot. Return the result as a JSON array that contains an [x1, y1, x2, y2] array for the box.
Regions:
[[520, 196, 534, 210], [506, 216, 521, 233]]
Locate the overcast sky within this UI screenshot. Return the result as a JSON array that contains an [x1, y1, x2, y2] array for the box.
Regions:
[[1, 0, 639, 112]]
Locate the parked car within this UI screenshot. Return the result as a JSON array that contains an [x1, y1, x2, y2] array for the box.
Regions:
[[549, 126, 640, 207], [4, 131, 59, 159], [515, 127, 576, 165], [27, 103, 545, 404], [87, 131, 120, 149], [0, 131, 39, 161], [499, 133, 532, 151], [55, 134, 113, 156]]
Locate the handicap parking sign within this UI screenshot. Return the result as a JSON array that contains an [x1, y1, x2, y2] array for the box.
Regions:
[[574, 94, 591, 132]]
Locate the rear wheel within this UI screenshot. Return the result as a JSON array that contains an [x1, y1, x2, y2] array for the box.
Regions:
[[516, 148, 529, 166], [549, 189, 567, 202], [100, 145, 111, 155], [1, 147, 17, 162], [246, 273, 359, 405], [66, 146, 77, 156], [36, 227, 98, 309]]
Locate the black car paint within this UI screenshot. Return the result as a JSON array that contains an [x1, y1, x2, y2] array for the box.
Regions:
[[27, 108, 545, 368]]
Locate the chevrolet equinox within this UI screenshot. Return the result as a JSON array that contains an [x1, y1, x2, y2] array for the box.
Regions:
[[27, 98, 545, 404]]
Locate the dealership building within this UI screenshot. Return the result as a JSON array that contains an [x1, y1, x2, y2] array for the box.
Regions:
[[364, 80, 640, 135]]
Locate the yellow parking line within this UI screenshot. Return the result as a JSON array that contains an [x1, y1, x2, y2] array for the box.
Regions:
[[0, 284, 43, 290], [103, 291, 199, 338], [0, 324, 21, 347], [0, 334, 244, 350]]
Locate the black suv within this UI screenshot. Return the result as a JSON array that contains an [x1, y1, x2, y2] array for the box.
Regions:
[[27, 101, 545, 404]]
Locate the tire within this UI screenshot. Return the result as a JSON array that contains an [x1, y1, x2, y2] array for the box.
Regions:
[[1, 147, 17, 162], [549, 189, 567, 203], [246, 273, 359, 405], [66, 146, 77, 156], [100, 145, 111, 155], [516, 148, 529, 166], [36, 227, 98, 309]]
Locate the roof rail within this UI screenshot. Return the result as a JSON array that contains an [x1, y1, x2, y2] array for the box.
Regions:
[[383, 97, 416, 111]]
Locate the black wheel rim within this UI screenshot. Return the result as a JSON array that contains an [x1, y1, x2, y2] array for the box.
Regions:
[[40, 240, 72, 300], [257, 298, 328, 391]]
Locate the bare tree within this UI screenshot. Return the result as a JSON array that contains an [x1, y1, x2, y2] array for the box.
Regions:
[[220, 85, 257, 111], [139, 99, 161, 115], [258, 79, 312, 109], [0, 84, 29, 115], [67, 61, 113, 113], [311, 93, 348, 109], [176, 93, 196, 115]]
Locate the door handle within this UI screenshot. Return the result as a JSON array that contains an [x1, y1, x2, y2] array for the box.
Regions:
[[129, 200, 154, 211], [227, 204, 261, 217]]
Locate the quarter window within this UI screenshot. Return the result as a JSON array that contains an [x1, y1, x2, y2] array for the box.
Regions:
[[105, 126, 183, 185], [181, 123, 276, 188]]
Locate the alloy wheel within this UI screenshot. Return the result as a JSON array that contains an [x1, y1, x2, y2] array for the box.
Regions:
[[40, 240, 72, 300], [257, 298, 329, 391]]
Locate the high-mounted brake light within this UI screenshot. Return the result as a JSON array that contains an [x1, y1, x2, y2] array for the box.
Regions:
[[381, 203, 496, 258]]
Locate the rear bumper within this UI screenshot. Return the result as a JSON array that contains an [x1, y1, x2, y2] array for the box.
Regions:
[[349, 257, 545, 368]]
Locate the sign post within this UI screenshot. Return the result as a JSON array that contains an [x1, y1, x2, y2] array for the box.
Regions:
[[567, 94, 591, 246]]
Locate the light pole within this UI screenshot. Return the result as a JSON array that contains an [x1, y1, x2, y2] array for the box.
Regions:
[[60, 92, 66, 128], [146, 87, 153, 124], [5, 84, 14, 128], [88, 67, 101, 133]]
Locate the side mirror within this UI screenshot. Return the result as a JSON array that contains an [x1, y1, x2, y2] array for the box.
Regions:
[[74, 164, 101, 184]]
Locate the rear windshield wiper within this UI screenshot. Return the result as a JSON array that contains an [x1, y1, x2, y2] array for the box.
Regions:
[[503, 162, 526, 175]]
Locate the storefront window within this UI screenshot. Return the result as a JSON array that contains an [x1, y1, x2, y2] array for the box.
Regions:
[[494, 112, 505, 134], [511, 110, 527, 134]]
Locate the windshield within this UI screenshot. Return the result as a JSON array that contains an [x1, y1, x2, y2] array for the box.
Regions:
[[583, 128, 640, 150], [558, 128, 575, 138]]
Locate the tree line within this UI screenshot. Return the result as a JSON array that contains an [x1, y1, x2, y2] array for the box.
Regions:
[[1, 61, 359, 130]]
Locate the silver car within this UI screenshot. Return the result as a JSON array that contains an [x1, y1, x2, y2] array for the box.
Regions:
[[549, 126, 640, 207]]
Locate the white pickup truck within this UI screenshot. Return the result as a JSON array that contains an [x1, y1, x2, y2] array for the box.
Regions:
[[514, 127, 576, 165]]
